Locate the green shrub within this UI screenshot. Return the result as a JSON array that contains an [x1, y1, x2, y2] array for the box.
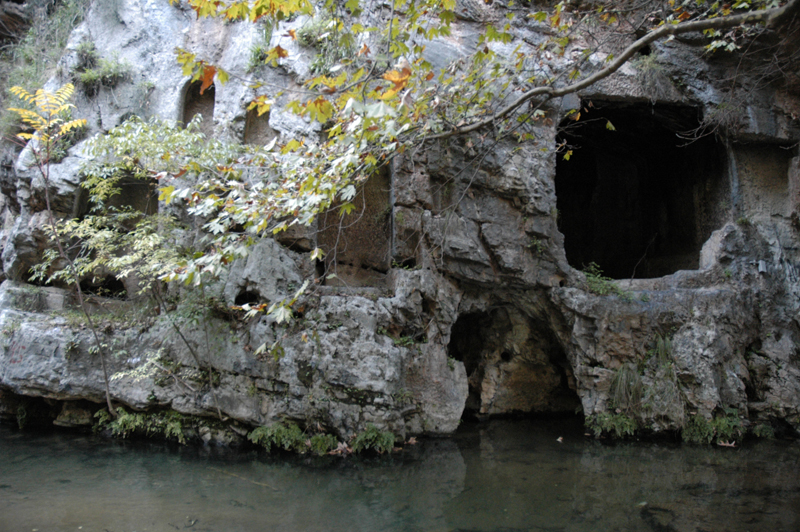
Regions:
[[682, 414, 716, 444], [295, 16, 355, 75], [682, 408, 743, 444], [583, 262, 632, 300], [309, 433, 338, 456], [751, 423, 775, 439], [95, 407, 187, 444], [351, 424, 395, 454], [72, 51, 131, 95], [246, 21, 274, 72], [248, 421, 306, 452], [586, 412, 638, 439]]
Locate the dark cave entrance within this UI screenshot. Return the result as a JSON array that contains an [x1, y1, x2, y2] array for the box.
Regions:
[[555, 101, 729, 279], [448, 308, 580, 419], [80, 276, 127, 299], [182, 81, 215, 137], [244, 108, 277, 146]]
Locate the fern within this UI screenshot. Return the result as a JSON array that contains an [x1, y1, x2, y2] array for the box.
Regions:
[[248, 421, 306, 452], [351, 424, 395, 454]]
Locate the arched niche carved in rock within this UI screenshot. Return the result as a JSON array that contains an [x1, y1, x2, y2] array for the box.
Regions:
[[243, 108, 277, 146], [182, 81, 215, 138]]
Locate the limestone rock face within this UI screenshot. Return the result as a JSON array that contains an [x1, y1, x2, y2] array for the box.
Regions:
[[1, 0, 799, 439]]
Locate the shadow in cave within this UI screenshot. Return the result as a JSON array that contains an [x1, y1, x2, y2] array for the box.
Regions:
[[555, 101, 729, 279], [448, 308, 581, 420]]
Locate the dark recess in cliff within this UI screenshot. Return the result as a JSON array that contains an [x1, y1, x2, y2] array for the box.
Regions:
[[555, 101, 729, 279], [182, 81, 215, 137], [244, 108, 277, 146], [317, 169, 392, 287], [449, 308, 580, 419]]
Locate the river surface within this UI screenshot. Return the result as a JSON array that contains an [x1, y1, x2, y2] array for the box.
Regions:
[[1, 418, 799, 532]]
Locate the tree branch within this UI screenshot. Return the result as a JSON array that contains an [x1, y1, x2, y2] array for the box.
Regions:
[[427, 0, 800, 141]]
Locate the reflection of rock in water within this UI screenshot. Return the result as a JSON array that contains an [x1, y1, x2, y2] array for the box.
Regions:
[[640, 504, 677, 532], [363, 437, 467, 523]]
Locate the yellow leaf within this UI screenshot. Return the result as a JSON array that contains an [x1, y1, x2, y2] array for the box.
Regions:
[[158, 186, 176, 204], [265, 45, 289, 66], [305, 97, 334, 122], [382, 69, 411, 90], [248, 95, 273, 116], [379, 69, 411, 100]]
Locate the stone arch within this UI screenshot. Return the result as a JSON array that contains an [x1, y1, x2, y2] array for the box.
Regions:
[[555, 101, 730, 279]]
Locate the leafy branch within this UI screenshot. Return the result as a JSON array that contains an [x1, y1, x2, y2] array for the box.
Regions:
[[8, 83, 117, 416]]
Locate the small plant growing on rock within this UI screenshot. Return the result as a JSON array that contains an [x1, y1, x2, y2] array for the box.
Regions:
[[610, 363, 643, 416], [296, 15, 355, 75], [751, 423, 775, 439], [96, 407, 188, 444], [351, 424, 395, 454], [248, 421, 306, 452], [71, 43, 130, 96], [582, 263, 632, 300], [585, 412, 638, 439], [682, 408, 743, 444], [309, 433, 338, 456]]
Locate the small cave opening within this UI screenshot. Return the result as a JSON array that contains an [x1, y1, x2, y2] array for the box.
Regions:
[[555, 101, 729, 279], [243, 108, 277, 146], [448, 308, 581, 420], [73, 176, 159, 226], [80, 276, 127, 299], [234, 290, 260, 306], [182, 81, 215, 137]]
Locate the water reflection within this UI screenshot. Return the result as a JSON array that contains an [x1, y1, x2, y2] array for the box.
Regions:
[[1, 419, 798, 532]]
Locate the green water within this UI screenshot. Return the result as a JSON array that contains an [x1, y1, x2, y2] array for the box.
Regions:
[[1, 419, 799, 532]]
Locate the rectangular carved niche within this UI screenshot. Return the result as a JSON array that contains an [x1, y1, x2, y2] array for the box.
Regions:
[[735, 144, 792, 219], [74, 177, 158, 222], [317, 169, 392, 287]]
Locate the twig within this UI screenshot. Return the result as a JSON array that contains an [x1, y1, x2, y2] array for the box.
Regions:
[[151, 361, 197, 392], [426, 0, 800, 141]]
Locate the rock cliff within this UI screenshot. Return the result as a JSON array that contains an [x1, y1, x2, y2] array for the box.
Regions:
[[1, 0, 799, 443]]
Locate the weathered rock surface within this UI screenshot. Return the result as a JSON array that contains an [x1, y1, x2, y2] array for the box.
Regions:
[[1, 0, 799, 441]]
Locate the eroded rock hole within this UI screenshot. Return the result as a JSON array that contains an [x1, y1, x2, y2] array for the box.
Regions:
[[448, 308, 580, 419], [183, 81, 215, 137], [234, 290, 259, 306], [556, 102, 728, 279], [80, 276, 127, 299]]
